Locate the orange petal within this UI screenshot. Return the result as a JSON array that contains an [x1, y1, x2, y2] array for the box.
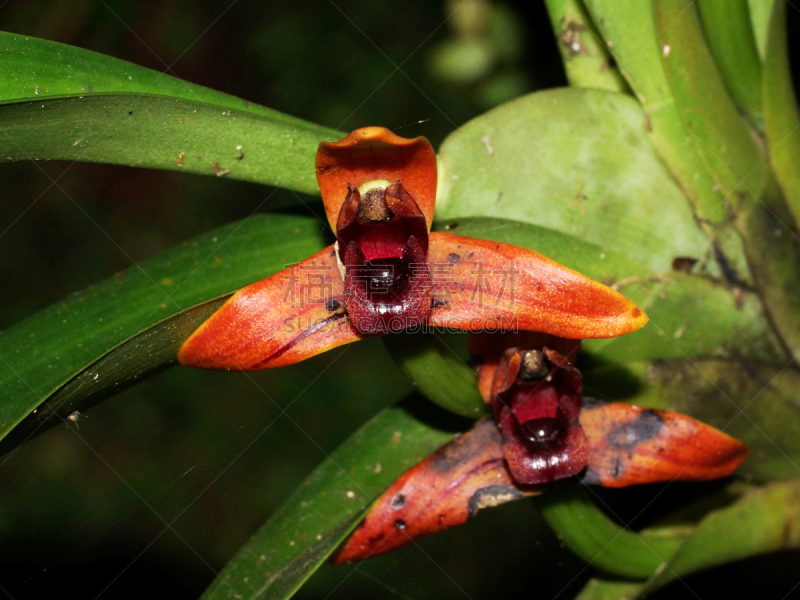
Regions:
[[177, 245, 365, 370], [468, 332, 581, 402], [331, 417, 540, 564], [581, 402, 749, 488], [427, 232, 648, 338], [316, 127, 437, 231], [333, 402, 748, 562]]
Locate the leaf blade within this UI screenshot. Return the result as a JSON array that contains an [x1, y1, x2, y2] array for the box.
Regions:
[[0, 213, 327, 441], [0, 94, 341, 193], [536, 485, 687, 579], [543, 0, 630, 93], [639, 478, 800, 595], [435, 88, 721, 277], [763, 1, 800, 229], [199, 398, 458, 600], [0, 31, 307, 126]]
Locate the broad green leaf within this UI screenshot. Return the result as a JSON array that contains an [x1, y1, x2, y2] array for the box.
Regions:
[[384, 217, 782, 413], [200, 397, 458, 600], [536, 486, 688, 579], [383, 331, 488, 418], [583, 0, 751, 283], [576, 579, 643, 600], [638, 477, 800, 595], [764, 1, 800, 229], [0, 213, 327, 443], [0, 94, 340, 194], [435, 88, 721, 277], [0, 31, 308, 126], [543, 0, 629, 93], [697, 0, 763, 129], [583, 359, 800, 483], [748, 0, 778, 60], [652, 0, 800, 359], [452, 218, 784, 364]]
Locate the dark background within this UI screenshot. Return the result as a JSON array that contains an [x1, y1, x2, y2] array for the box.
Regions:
[[1, 1, 799, 599]]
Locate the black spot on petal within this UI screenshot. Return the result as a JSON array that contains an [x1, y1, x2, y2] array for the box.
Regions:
[[607, 410, 664, 449]]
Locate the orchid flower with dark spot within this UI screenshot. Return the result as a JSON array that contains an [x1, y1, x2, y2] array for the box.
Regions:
[[178, 128, 647, 370], [333, 333, 749, 563]]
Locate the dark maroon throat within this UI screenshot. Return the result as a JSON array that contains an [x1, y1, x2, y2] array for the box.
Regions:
[[492, 349, 587, 485], [336, 181, 432, 334]]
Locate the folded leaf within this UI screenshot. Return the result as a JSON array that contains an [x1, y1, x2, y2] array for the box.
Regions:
[[0, 213, 326, 443], [543, 0, 630, 93], [763, 1, 800, 228], [0, 94, 338, 194], [200, 397, 456, 600]]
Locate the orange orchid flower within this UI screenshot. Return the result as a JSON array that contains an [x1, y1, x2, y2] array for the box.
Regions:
[[333, 333, 748, 563], [178, 127, 647, 370]]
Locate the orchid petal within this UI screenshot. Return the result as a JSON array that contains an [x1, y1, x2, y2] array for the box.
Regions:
[[426, 232, 648, 338], [177, 245, 364, 370], [333, 402, 747, 562], [331, 417, 541, 564], [581, 401, 749, 487], [316, 127, 437, 231], [469, 331, 581, 402]]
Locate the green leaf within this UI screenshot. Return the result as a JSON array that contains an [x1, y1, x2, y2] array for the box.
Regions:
[[385, 215, 783, 412], [543, 0, 630, 93], [697, 0, 763, 129], [382, 331, 488, 418], [0, 31, 308, 126], [536, 486, 688, 579], [583, 0, 752, 283], [748, 0, 778, 60], [0, 298, 225, 452], [638, 478, 800, 595], [764, 1, 800, 229], [652, 0, 800, 359], [0, 213, 327, 443], [435, 88, 723, 277], [0, 94, 340, 194], [200, 397, 458, 600], [652, 0, 765, 196], [583, 359, 800, 483], [450, 218, 784, 364], [576, 578, 643, 600]]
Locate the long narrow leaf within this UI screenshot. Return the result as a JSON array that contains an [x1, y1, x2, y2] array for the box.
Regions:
[[0, 94, 340, 193], [0, 31, 307, 126], [537, 486, 687, 579], [763, 1, 800, 229], [652, 0, 800, 358], [0, 214, 327, 443], [638, 478, 800, 596], [583, 0, 752, 284], [543, 0, 629, 93], [200, 397, 459, 600], [697, 0, 763, 128]]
